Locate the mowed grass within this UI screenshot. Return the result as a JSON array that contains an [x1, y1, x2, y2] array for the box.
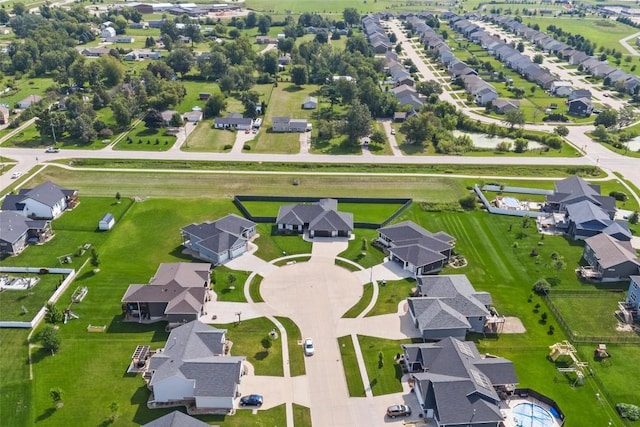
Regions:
[[366, 278, 416, 317], [275, 316, 306, 377], [114, 122, 175, 151], [337, 229, 386, 269], [0, 274, 67, 321], [212, 266, 250, 303], [248, 274, 265, 303], [213, 318, 283, 377], [522, 17, 637, 53], [253, 224, 313, 261], [292, 404, 312, 427], [550, 292, 636, 338], [342, 283, 374, 318], [0, 328, 32, 427], [358, 335, 411, 396], [337, 335, 365, 397], [183, 119, 236, 152], [239, 200, 406, 224]]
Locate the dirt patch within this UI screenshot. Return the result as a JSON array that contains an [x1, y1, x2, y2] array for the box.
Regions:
[[502, 316, 527, 333]]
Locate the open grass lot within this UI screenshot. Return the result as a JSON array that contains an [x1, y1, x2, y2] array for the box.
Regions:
[[0, 274, 66, 321], [239, 200, 406, 224], [342, 283, 373, 318], [0, 76, 54, 111], [337, 335, 365, 397], [113, 121, 176, 151], [212, 318, 283, 377], [275, 316, 306, 377], [292, 403, 312, 427], [0, 329, 32, 427], [366, 278, 416, 317], [337, 229, 386, 269], [253, 224, 313, 260], [522, 17, 637, 53], [549, 291, 638, 339], [358, 335, 411, 396], [182, 120, 236, 152], [52, 157, 606, 178], [212, 266, 250, 302], [245, 0, 430, 13]]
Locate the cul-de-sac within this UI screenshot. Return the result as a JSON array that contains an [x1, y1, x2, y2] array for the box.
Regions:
[[0, 1, 639, 426]]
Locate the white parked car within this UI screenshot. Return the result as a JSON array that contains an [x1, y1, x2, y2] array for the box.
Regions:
[[390, 129, 396, 135], [11, 171, 23, 179], [45, 146, 60, 153], [303, 338, 314, 356]]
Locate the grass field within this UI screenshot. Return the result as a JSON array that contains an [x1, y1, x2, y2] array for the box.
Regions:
[[358, 335, 411, 396], [365, 278, 416, 317], [248, 274, 265, 303], [113, 121, 176, 151], [549, 291, 638, 339], [337, 335, 365, 397], [342, 283, 373, 318], [182, 120, 236, 152], [522, 17, 637, 53], [0, 274, 67, 321], [275, 316, 306, 377], [293, 403, 312, 427], [212, 266, 250, 302]]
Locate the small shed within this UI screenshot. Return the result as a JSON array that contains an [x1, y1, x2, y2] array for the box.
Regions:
[[99, 213, 115, 231]]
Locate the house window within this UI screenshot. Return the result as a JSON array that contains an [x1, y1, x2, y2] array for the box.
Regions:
[[478, 317, 483, 321]]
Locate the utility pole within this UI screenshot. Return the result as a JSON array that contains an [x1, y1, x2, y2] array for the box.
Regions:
[[51, 122, 57, 144]]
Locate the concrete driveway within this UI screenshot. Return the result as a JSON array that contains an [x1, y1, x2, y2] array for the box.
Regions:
[[354, 260, 413, 284], [237, 374, 310, 410], [260, 260, 363, 426]]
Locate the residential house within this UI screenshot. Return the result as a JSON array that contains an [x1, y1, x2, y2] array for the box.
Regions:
[[101, 27, 116, 39], [271, 117, 310, 132], [568, 97, 593, 117], [551, 81, 573, 97], [0, 105, 9, 124], [567, 51, 589, 66], [408, 275, 493, 340], [475, 86, 498, 106], [142, 411, 211, 427], [181, 214, 256, 264], [493, 99, 519, 114], [16, 95, 42, 109], [107, 36, 135, 43], [124, 50, 162, 61], [0, 211, 52, 257], [146, 321, 245, 412], [625, 276, 640, 313], [546, 176, 616, 218], [302, 96, 318, 110], [1, 181, 78, 219], [160, 110, 178, 126], [256, 35, 278, 44], [214, 114, 253, 130], [393, 112, 407, 122], [565, 200, 631, 240], [121, 263, 211, 322], [377, 221, 455, 276], [129, 22, 149, 30], [80, 47, 111, 57], [405, 337, 518, 425], [582, 234, 640, 281], [568, 89, 592, 101], [275, 198, 353, 238]]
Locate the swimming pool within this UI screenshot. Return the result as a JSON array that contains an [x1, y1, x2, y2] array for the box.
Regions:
[[512, 402, 555, 427]]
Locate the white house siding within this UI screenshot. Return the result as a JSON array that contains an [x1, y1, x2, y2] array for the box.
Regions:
[[153, 376, 195, 402], [230, 244, 246, 258], [23, 198, 65, 219], [195, 396, 234, 410]]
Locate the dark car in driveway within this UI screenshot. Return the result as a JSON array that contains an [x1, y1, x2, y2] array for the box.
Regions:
[[240, 394, 263, 406]]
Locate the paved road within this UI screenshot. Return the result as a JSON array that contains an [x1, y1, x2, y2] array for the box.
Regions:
[[619, 31, 640, 56]]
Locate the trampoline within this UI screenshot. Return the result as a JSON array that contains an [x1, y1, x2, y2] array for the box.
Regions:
[[512, 403, 555, 427]]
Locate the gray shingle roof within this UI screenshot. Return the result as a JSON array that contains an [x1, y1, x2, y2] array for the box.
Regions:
[[585, 234, 640, 269], [276, 199, 352, 233], [409, 298, 471, 330], [405, 337, 517, 425], [142, 411, 211, 427], [182, 214, 255, 255], [5, 181, 73, 209]]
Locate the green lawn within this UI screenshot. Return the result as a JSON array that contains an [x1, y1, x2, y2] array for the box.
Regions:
[[183, 120, 236, 152], [248, 274, 265, 303], [337, 335, 365, 397], [292, 403, 312, 427], [0, 274, 67, 321], [239, 200, 406, 224], [358, 335, 411, 396], [342, 283, 373, 318], [0, 329, 32, 427], [212, 266, 250, 303], [213, 318, 284, 377], [113, 122, 176, 151], [549, 291, 639, 340], [365, 278, 416, 317], [275, 316, 306, 377], [253, 224, 313, 261], [336, 229, 386, 269]]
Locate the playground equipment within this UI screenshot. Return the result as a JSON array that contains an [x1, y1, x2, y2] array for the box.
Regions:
[[63, 309, 79, 324], [549, 341, 588, 386], [71, 286, 88, 303], [594, 344, 610, 360]]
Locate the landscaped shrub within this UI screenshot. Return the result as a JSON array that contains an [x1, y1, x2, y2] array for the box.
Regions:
[[223, 144, 233, 150], [542, 113, 568, 122], [617, 403, 640, 421], [609, 191, 628, 201], [532, 279, 550, 295], [243, 144, 251, 150], [458, 194, 477, 210]]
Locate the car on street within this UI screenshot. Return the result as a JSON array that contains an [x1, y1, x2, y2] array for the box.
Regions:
[[11, 171, 23, 179], [390, 129, 396, 135], [386, 404, 411, 418], [239, 394, 263, 406], [45, 146, 59, 153], [303, 338, 314, 356]]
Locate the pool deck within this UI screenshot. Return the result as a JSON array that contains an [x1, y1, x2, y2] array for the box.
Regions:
[[499, 398, 564, 427]]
